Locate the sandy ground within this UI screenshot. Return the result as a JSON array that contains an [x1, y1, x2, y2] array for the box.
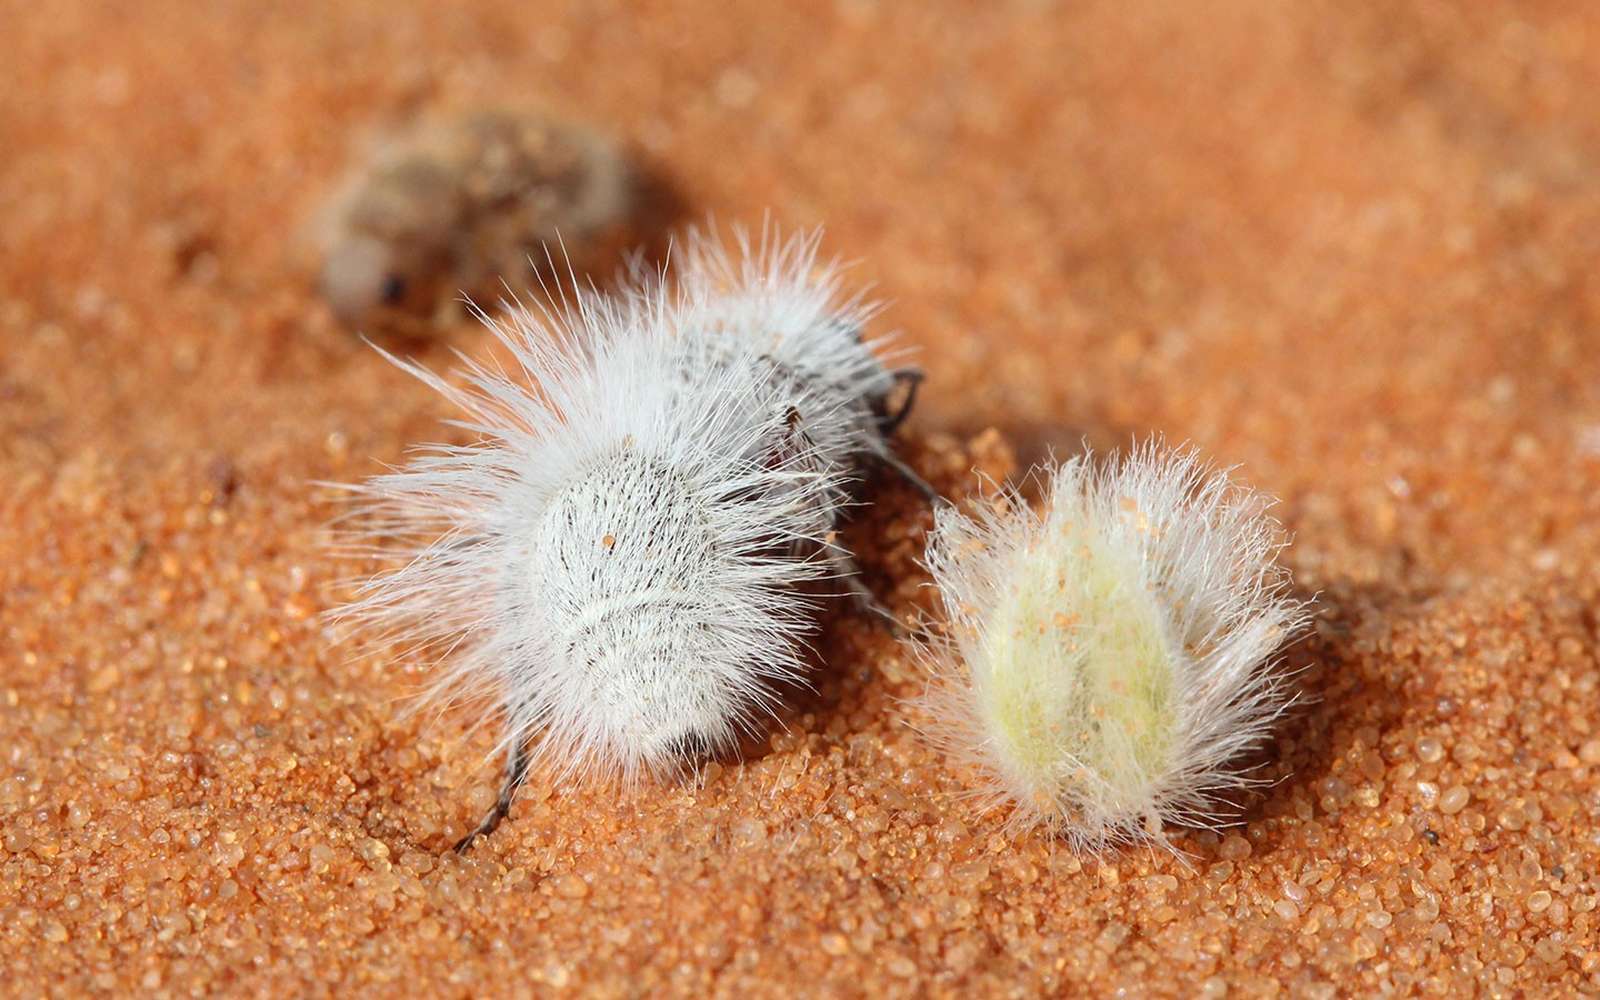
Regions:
[[5, 1, 1600, 996]]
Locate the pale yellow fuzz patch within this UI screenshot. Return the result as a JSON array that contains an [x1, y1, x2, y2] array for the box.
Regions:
[[975, 505, 1176, 821]]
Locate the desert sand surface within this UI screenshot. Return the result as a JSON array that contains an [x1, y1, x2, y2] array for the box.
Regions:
[[4, 1, 1600, 996]]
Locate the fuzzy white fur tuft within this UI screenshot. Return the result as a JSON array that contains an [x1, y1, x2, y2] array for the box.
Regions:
[[332, 229, 905, 784], [915, 444, 1309, 850]]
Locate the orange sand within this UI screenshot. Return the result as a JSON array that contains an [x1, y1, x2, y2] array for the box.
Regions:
[[5, 1, 1600, 995]]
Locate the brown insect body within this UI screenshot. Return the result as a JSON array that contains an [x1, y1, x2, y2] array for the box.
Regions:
[[318, 110, 634, 331]]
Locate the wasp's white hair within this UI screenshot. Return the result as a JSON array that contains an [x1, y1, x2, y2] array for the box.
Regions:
[[332, 229, 912, 796], [915, 444, 1309, 851]]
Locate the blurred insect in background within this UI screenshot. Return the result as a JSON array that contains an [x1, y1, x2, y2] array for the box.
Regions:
[[330, 229, 935, 851], [313, 108, 637, 333]]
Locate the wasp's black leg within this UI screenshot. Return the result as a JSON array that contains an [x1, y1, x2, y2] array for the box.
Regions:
[[880, 368, 925, 436], [453, 736, 531, 854], [825, 540, 906, 635], [879, 450, 941, 504], [874, 368, 942, 503]]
